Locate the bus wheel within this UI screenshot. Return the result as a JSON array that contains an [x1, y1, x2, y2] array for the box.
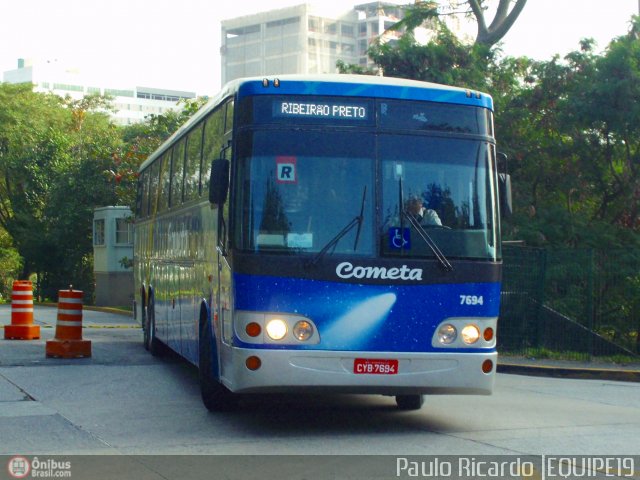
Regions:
[[199, 317, 238, 412], [395, 394, 424, 410], [145, 297, 162, 356], [142, 304, 149, 351]]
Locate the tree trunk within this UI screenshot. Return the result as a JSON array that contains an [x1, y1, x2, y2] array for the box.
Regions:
[[468, 0, 529, 47]]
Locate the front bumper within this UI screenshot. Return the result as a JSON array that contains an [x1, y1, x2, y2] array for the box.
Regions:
[[221, 348, 497, 395]]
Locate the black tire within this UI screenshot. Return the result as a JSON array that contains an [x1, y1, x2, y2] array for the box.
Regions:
[[395, 394, 424, 410], [199, 315, 238, 412], [142, 297, 149, 351], [145, 295, 163, 357]]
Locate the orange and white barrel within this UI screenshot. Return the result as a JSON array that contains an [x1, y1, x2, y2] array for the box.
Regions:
[[4, 280, 40, 340], [45, 289, 91, 358]]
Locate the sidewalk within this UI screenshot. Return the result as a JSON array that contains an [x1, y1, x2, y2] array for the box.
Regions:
[[498, 355, 640, 382]]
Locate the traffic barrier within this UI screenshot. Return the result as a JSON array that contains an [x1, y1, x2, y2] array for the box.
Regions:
[[46, 289, 91, 358], [4, 280, 40, 340]]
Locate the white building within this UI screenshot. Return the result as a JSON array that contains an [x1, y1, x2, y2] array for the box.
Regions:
[[220, 1, 468, 85], [92, 206, 133, 307], [221, 2, 409, 84], [2, 59, 196, 125]]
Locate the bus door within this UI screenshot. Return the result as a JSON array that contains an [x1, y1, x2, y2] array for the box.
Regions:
[[213, 141, 234, 363]]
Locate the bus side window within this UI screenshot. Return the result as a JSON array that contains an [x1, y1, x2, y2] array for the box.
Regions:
[[158, 151, 171, 212], [171, 138, 186, 207], [202, 106, 225, 195], [138, 169, 149, 218], [217, 100, 234, 253], [149, 159, 161, 216], [224, 100, 234, 137], [185, 122, 204, 202]]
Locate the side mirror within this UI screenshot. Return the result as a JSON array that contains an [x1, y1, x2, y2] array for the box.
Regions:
[[496, 152, 512, 218], [499, 173, 513, 218], [497, 152, 508, 172], [209, 159, 230, 207]]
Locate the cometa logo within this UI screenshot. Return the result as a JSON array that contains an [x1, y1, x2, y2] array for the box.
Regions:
[[336, 262, 423, 281]]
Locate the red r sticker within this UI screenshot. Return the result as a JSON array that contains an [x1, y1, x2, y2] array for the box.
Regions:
[[276, 156, 297, 184]]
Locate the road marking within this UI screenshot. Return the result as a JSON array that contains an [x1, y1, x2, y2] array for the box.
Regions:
[[0, 401, 57, 418]]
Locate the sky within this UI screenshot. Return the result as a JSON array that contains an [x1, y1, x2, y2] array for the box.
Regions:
[[0, 0, 637, 96]]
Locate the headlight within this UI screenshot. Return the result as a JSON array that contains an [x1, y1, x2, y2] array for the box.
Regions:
[[265, 318, 288, 340], [235, 311, 320, 344], [432, 318, 498, 348], [293, 320, 314, 341], [438, 324, 457, 344], [461, 324, 480, 344]]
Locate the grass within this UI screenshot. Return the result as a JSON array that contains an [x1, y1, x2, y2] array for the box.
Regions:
[[500, 347, 639, 365], [100, 305, 133, 313]]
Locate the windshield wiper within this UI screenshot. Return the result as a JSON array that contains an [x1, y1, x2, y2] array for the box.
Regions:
[[396, 173, 452, 272], [307, 186, 366, 267], [402, 209, 453, 272]]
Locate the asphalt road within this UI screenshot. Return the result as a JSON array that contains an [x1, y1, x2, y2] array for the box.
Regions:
[[1, 306, 639, 465]]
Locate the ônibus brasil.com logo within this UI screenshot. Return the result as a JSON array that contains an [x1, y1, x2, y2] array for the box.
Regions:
[[7, 456, 72, 478], [7, 457, 30, 479]]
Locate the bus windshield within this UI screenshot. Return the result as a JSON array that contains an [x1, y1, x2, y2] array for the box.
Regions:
[[380, 135, 500, 261], [235, 128, 499, 261], [234, 129, 376, 255]]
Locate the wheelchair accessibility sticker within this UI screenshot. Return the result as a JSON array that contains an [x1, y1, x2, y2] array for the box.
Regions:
[[388, 228, 411, 250]]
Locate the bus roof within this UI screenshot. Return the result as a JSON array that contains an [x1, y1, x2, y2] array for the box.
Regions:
[[139, 74, 493, 172], [237, 74, 492, 109]]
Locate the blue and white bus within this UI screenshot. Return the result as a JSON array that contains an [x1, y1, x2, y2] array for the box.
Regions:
[[134, 75, 509, 411]]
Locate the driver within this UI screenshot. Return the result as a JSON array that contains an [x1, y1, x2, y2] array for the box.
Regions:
[[406, 196, 442, 226]]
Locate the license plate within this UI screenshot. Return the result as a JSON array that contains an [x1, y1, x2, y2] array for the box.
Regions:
[[354, 358, 398, 375]]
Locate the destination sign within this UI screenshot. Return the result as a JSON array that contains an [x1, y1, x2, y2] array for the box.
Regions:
[[274, 101, 369, 120]]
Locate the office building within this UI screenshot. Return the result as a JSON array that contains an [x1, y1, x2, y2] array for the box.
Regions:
[[2, 58, 196, 125], [220, 1, 468, 84], [221, 2, 412, 84]]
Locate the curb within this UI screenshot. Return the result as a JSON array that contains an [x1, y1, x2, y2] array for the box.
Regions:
[[1, 304, 135, 330], [83, 306, 134, 317], [498, 363, 640, 383], [33, 303, 134, 317]]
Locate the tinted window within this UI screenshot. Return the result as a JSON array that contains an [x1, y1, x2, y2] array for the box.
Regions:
[[234, 130, 375, 255], [380, 135, 499, 260], [171, 139, 186, 206], [184, 123, 203, 201], [158, 152, 171, 211], [225, 101, 234, 136], [379, 100, 492, 135], [202, 107, 226, 194], [148, 160, 160, 216], [138, 169, 150, 217]]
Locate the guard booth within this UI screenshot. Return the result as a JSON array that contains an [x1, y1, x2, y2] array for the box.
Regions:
[[93, 206, 134, 307]]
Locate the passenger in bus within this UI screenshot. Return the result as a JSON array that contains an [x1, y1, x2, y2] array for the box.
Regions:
[[406, 196, 442, 226]]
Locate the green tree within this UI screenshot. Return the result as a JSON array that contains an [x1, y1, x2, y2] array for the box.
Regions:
[[385, 0, 528, 47], [467, 0, 528, 47], [338, 1, 529, 95], [0, 83, 121, 298], [0, 83, 207, 299], [116, 97, 208, 209], [0, 227, 22, 301], [369, 24, 495, 89], [340, 3, 640, 351], [502, 18, 640, 248]]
